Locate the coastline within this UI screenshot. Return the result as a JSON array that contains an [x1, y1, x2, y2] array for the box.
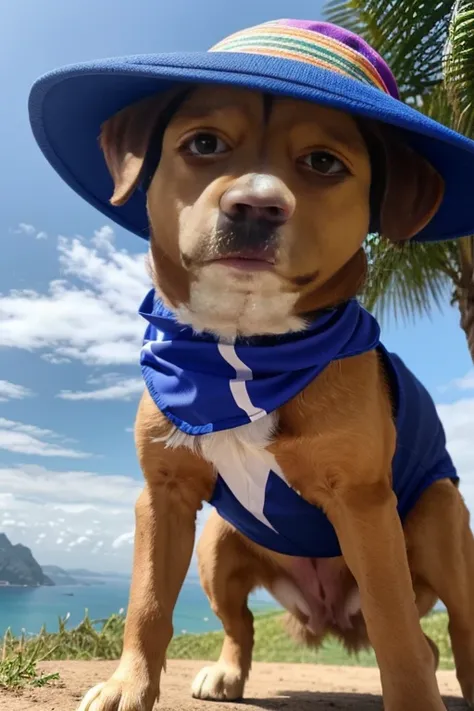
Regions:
[[0, 578, 276, 638]]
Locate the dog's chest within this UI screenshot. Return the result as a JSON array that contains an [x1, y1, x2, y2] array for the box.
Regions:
[[166, 410, 340, 560], [167, 413, 294, 523], [198, 413, 287, 527]]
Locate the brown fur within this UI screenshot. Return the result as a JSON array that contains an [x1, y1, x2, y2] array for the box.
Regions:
[[77, 86, 473, 711]]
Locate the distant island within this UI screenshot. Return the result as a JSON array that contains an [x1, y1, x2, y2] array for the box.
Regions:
[[66, 568, 131, 581], [0, 532, 133, 588], [41, 567, 131, 587], [41, 565, 78, 586], [0, 533, 53, 587]]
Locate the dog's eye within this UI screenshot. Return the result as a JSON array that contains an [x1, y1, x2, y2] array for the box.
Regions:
[[186, 133, 229, 156], [301, 151, 348, 176]]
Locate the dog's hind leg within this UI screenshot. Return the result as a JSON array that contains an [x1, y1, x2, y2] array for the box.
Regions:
[[405, 478, 474, 706], [191, 510, 262, 701]]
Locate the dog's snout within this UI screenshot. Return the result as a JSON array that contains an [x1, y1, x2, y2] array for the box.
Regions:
[[220, 174, 295, 225]]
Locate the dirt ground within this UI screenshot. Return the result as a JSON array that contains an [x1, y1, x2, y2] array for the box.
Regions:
[[0, 660, 466, 710]]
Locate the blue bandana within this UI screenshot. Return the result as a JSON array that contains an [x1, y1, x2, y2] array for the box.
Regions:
[[138, 288, 458, 558], [139, 288, 381, 436]]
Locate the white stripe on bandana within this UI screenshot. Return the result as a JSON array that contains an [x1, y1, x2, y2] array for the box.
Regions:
[[217, 343, 267, 422]]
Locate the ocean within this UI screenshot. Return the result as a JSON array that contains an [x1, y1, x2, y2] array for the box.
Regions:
[[0, 579, 445, 639], [0, 578, 276, 638]]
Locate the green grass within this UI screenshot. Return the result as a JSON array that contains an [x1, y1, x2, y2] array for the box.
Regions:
[[169, 611, 376, 666], [0, 609, 454, 690], [0, 611, 125, 690], [169, 610, 455, 669], [0, 631, 60, 689]]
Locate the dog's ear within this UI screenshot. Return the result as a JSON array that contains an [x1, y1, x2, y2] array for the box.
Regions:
[[379, 134, 445, 242], [100, 88, 184, 206]]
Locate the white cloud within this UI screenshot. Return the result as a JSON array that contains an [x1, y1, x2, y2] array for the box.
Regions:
[[452, 371, 474, 392], [0, 226, 150, 365], [437, 398, 474, 480], [439, 370, 474, 394], [0, 380, 34, 402], [15, 223, 35, 236], [12, 223, 47, 240], [67, 535, 90, 550], [0, 463, 210, 572], [112, 531, 134, 549], [91, 225, 115, 252], [42, 354, 72, 365], [0, 463, 139, 508], [0, 418, 90, 458], [435, 397, 474, 523], [0, 463, 140, 571], [58, 377, 143, 401]]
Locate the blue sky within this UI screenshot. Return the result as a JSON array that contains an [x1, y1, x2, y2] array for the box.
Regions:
[[0, 0, 473, 573]]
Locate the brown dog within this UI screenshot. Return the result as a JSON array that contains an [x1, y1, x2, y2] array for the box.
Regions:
[[77, 86, 474, 711]]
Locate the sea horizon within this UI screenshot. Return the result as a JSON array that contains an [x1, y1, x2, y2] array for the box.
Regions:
[[0, 569, 446, 639], [0, 575, 276, 638]]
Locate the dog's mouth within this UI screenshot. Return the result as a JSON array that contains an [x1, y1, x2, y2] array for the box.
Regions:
[[205, 215, 279, 272], [207, 250, 276, 272]]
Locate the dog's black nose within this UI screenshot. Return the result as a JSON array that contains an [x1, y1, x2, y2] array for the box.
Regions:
[[220, 174, 295, 225]]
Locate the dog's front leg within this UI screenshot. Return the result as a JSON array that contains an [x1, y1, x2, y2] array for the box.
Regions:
[[77, 480, 196, 711], [324, 480, 446, 711]]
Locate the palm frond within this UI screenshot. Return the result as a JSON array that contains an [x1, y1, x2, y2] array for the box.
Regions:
[[444, 0, 474, 136], [324, 0, 372, 36], [419, 82, 454, 123], [324, 0, 453, 102], [323, 0, 474, 327], [362, 237, 459, 323]]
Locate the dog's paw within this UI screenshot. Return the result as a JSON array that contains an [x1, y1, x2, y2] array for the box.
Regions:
[[191, 663, 245, 701], [76, 677, 156, 711]]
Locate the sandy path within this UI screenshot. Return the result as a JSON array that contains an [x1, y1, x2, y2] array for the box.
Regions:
[[0, 659, 466, 710]]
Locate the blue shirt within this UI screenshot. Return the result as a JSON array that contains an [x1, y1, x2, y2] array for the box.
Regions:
[[139, 289, 458, 558]]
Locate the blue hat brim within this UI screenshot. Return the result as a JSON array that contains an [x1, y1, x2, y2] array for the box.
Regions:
[[29, 51, 474, 243]]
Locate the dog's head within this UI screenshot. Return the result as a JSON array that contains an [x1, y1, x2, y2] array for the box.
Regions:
[[101, 85, 444, 340]]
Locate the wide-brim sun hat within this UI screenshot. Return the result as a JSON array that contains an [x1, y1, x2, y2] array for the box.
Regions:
[[29, 18, 474, 243]]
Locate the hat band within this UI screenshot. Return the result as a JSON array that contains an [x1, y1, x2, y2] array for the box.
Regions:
[[210, 24, 389, 94]]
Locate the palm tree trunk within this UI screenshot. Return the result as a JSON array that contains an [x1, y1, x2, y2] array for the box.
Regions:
[[457, 237, 474, 363], [458, 282, 474, 363]]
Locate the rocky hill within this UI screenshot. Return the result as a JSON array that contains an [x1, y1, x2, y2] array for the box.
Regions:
[[41, 565, 78, 586], [0, 533, 54, 587]]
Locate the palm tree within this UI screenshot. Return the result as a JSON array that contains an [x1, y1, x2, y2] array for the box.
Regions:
[[324, 0, 474, 360]]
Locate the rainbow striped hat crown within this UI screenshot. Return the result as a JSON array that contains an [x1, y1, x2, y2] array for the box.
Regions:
[[210, 19, 399, 98], [29, 17, 474, 244]]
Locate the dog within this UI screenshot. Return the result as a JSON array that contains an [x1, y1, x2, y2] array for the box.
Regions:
[[72, 81, 473, 711], [28, 19, 474, 711]]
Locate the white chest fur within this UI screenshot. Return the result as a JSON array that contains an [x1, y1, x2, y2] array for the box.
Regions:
[[159, 412, 286, 529]]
